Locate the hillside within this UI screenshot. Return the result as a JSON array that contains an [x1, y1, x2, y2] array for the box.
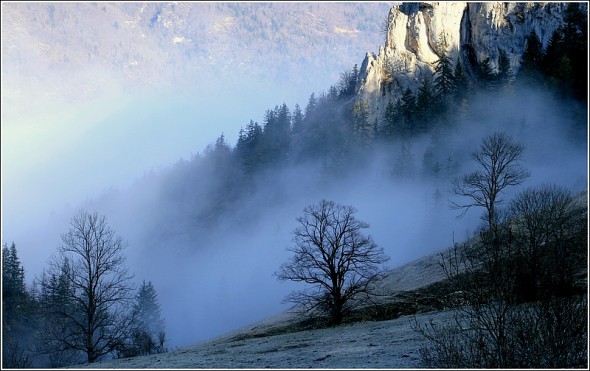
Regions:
[[73, 310, 458, 368], [70, 244, 457, 369], [71, 185, 588, 369]]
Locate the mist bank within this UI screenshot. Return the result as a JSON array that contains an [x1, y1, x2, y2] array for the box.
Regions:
[[1, 73, 316, 279], [99, 83, 588, 348], [5, 79, 587, 349]]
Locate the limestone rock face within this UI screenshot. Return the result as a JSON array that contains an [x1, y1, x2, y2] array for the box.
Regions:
[[357, 2, 569, 124]]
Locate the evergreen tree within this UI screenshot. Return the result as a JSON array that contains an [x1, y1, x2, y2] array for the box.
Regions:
[[2, 242, 36, 368], [352, 100, 372, 145], [236, 120, 263, 167], [393, 141, 415, 179], [2, 242, 27, 310], [477, 56, 497, 89], [381, 100, 396, 140], [415, 75, 436, 132], [338, 64, 359, 98], [327, 85, 339, 101], [260, 103, 291, 163], [541, 3, 587, 101], [496, 49, 513, 86], [120, 280, 166, 357], [304, 93, 317, 121], [38, 259, 83, 367], [562, 2, 587, 101], [291, 104, 304, 134], [394, 88, 417, 138], [433, 37, 456, 108], [422, 146, 441, 179], [519, 29, 545, 81], [452, 57, 469, 103]]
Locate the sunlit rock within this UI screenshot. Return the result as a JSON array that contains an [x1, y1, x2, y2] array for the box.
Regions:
[[358, 2, 569, 125]]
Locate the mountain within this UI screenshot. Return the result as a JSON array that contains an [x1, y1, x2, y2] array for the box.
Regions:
[[357, 2, 576, 123], [1, 2, 393, 115]]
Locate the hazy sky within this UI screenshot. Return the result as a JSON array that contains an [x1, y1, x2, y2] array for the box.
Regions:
[[1, 0, 366, 279]]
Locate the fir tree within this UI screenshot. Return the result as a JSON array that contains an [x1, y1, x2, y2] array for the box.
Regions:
[[395, 88, 417, 138], [131, 281, 166, 354], [236, 120, 264, 174], [352, 100, 371, 145], [381, 100, 396, 140], [291, 104, 304, 134], [452, 57, 469, 103], [2, 242, 36, 368], [433, 35, 456, 107], [496, 49, 513, 86], [304, 93, 317, 120], [519, 29, 545, 81], [2, 242, 27, 310], [477, 57, 497, 89], [416, 76, 436, 132]]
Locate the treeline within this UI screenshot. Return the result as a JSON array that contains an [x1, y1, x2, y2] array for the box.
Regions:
[[2, 211, 167, 368], [142, 2, 586, 246]]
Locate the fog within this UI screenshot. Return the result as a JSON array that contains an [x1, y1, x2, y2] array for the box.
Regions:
[[1, 74, 317, 280], [83, 83, 586, 349], [2, 24, 588, 352], [2, 74, 587, 350]]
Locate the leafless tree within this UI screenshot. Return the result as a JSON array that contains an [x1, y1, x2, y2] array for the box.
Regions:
[[413, 185, 587, 368], [508, 184, 587, 300], [40, 210, 135, 364], [451, 132, 530, 237], [276, 200, 389, 325]]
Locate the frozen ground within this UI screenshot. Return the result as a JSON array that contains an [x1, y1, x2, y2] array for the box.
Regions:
[[75, 309, 457, 369], [72, 249, 457, 369]]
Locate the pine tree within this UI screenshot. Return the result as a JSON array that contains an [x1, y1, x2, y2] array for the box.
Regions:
[[291, 104, 304, 134], [452, 57, 469, 103], [393, 141, 415, 178], [395, 88, 417, 138], [415, 76, 436, 132], [114, 280, 166, 358], [2, 242, 36, 368], [261, 104, 291, 163], [496, 49, 513, 86], [352, 100, 371, 145], [38, 258, 82, 367], [304, 93, 317, 121], [519, 29, 545, 81], [2, 242, 27, 310], [433, 36, 456, 107], [541, 3, 588, 101], [562, 2, 588, 101], [477, 56, 497, 89], [131, 281, 166, 354], [381, 100, 396, 140], [236, 120, 264, 174]]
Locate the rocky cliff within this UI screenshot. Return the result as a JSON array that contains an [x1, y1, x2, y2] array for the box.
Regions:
[[357, 2, 570, 124]]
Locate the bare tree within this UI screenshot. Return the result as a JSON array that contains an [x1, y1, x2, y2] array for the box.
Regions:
[[508, 184, 587, 300], [276, 200, 389, 325], [40, 210, 135, 364], [413, 184, 587, 368], [451, 132, 530, 237]]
